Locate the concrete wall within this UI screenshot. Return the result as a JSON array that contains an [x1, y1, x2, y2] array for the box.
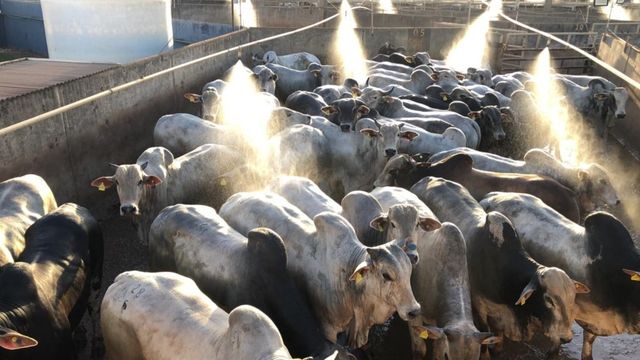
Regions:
[[172, 19, 234, 45], [595, 32, 640, 159], [0, 0, 47, 55]]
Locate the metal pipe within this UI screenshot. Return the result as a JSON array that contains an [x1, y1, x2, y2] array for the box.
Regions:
[[0, 8, 365, 137], [485, 0, 640, 91], [605, 0, 614, 34]]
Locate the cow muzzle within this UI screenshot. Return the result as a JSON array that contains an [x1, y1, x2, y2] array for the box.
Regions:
[[494, 131, 506, 141], [340, 124, 351, 132], [616, 113, 626, 119], [385, 148, 397, 157], [120, 204, 139, 216]]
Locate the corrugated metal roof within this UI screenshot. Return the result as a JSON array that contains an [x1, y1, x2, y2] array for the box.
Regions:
[[0, 58, 116, 100]]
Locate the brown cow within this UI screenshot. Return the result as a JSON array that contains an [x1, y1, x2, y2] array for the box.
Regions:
[[375, 153, 581, 222]]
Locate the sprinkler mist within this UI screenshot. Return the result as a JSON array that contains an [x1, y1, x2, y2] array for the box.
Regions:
[[332, 0, 368, 84], [530, 47, 580, 164], [219, 61, 274, 170], [444, 0, 502, 72], [378, 0, 397, 14]]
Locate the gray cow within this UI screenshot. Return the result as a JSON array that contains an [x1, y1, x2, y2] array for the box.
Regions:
[[411, 177, 586, 357], [370, 186, 500, 360], [91, 144, 241, 243], [219, 191, 421, 348], [0, 174, 57, 266], [428, 147, 620, 214], [366, 69, 434, 95]]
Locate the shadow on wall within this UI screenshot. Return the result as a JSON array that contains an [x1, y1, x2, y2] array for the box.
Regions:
[[0, 0, 48, 55]]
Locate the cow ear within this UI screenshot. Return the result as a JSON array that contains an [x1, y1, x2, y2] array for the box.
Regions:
[[251, 73, 259, 81], [143, 175, 162, 187], [573, 280, 591, 293], [0, 328, 38, 350], [383, 95, 395, 103], [360, 128, 380, 138], [500, 107, 514, 123], [475, 332, 502, 345], [271, 73, 278, 81], [467, 111, 481, 120], [351, 87, 362, 97], [430, 73, 439, 81], [456, 74, 466, 80], [369, 215, 388, 232], [91, 176, 115, 191], [418, 217, 441, 232], [311, 69, 322, 77], [577, 169, 589, 185], [412, 325, 444, 340], [400, 131, 419, 141], [349, 260, 370, 284], [184, 93, 202, 103], [321, 106, 338, 116], [357, 105, 370, 115], [515, 278, 538, 306], [622, 268, 640, 281]]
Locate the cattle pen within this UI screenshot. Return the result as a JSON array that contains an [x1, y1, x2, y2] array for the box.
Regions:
[[1, 0, 640, 359]]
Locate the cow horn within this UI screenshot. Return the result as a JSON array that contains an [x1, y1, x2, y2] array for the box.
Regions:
[[382, 86, 395, 96], [108, 163, 119, 169], [140, 161, 149, 171], [515, 277, 538, 306]]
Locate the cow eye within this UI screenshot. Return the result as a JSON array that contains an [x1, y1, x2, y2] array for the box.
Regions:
[[544, 294, 555, 308], [114, 180, 119, 186], [599, 179, 606, 185], [389, 169, 399, 176], [383, 273, 393, 282], [391, 222, 396, 228], [138, 180, 143, 186]]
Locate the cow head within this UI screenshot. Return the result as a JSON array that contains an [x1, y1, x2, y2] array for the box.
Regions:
[[373, 154, 416, 187], [314, 212, 421, 348], [184, 88, 221, 122], [91, 162, 163, 216], [413, 51, 431, 66], [369, 204, 441, 265], [322, 98, 370, 132], [514, 266, 589, 349], [410, 69, 434, 88], [253, 67, 278, 95], [0, 327, 38, 351], [267, 107, 311, 136], [577, 164, 620, 211], [431, 70, 464, 87], [466, 67, 494, 87], [495, 80, 520, 97], [412, 324, 500, 360], [485, 212, 587, 347], [262, 50, 279, 64], [425, 85, 451, 103], [358, 86, 394, 111], [468, 106, 506, 143]]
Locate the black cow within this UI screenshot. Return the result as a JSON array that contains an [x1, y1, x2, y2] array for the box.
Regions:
[[0, 203, 103, 359]]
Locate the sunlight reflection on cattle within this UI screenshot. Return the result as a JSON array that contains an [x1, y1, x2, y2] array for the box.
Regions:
[[444, 0, 501, 72], [332, 0, 368, 84], [530, 47, 580, 165], [219, 61, 273, 166]]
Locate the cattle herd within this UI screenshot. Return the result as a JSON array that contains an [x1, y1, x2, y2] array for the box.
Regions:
[[0, 43, 637, 360]]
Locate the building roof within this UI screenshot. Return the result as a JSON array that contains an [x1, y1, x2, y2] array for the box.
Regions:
[[0, 58, 116, 100]]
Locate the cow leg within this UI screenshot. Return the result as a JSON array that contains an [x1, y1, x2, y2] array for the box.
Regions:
[[581, 331, 597, 360]]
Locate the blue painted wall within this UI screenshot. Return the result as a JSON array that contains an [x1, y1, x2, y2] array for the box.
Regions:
[[0, 0, 48, 55]]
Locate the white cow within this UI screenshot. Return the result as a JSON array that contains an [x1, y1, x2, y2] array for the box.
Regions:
[[90, 144, 241, 243], [101, 271, 299, 360]]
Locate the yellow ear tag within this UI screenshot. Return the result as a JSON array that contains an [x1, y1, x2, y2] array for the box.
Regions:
[[442, 95, 448, 101], [355, 272, 364, 284], [377, 224, 385, 232], [419, 330, 429, 340], [220, 178, 227, 186], [631, 274, 640, 281], [98, 183, 106, 192]]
